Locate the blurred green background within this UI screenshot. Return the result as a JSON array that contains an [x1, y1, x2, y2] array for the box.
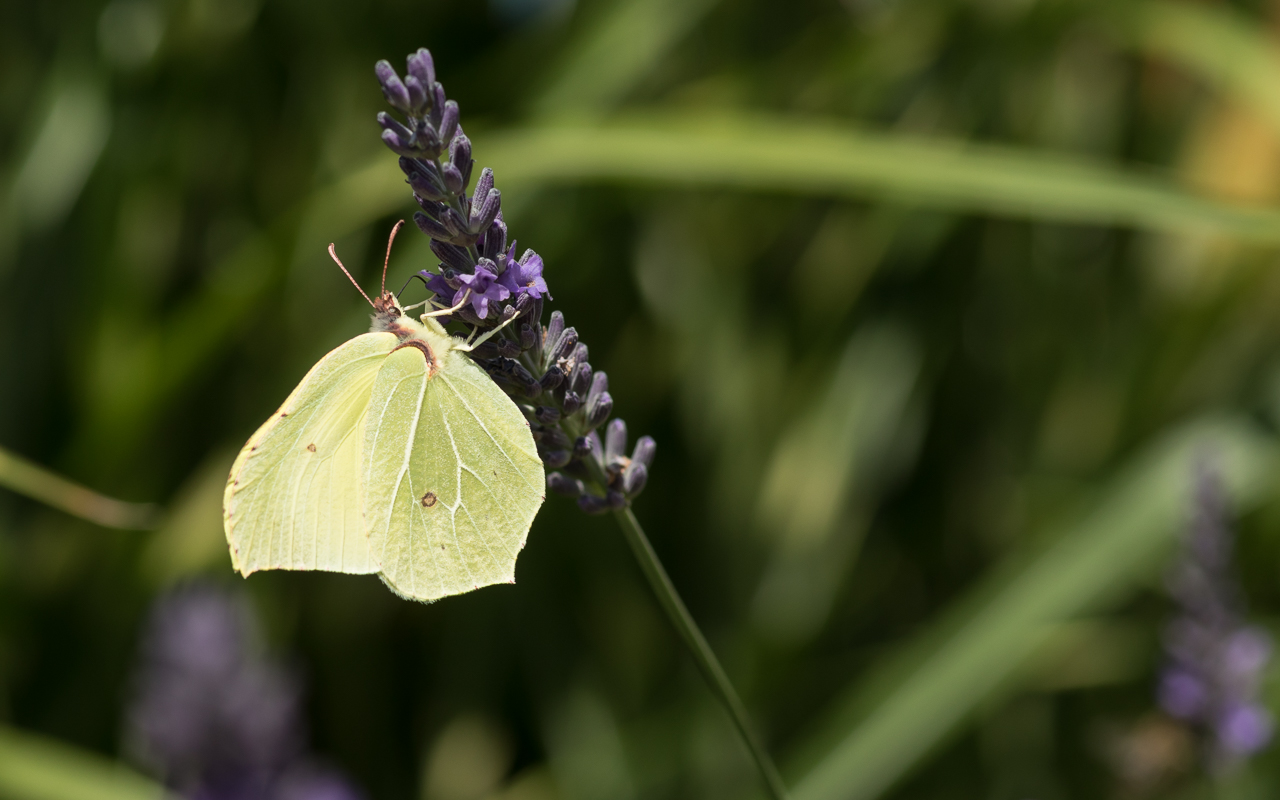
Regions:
[[7, 0, 1280, 798]]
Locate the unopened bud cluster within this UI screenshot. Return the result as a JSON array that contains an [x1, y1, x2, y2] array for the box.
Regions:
[[375, 49, 654, 512]]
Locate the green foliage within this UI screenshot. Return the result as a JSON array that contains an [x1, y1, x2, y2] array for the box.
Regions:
[[0, 725, 164, 800]]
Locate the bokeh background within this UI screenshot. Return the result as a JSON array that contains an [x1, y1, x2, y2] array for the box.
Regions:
[[6, 0, 1280, 798]]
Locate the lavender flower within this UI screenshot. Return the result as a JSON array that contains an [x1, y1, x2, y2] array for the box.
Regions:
[[498, 248, 551, 300], [455, 263, 509, 319], [375, 49, 652, 511], [1158, 462, 1274, 772], [126, 583, 364, 800]]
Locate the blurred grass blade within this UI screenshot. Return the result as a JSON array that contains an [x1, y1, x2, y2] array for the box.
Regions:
[[752, 323, 923, 645], [8, 77, 110, 234], [0, 445, 158, 529], [1128, 1, 1280, 135], [786, 417, 1276, 800], [478, 115, 1280, 240], [0, 726, 168, 800], [533, 0, 720, 117]]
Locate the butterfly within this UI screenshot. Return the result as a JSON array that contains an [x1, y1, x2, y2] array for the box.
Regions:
[[223, 222, 545, 602]]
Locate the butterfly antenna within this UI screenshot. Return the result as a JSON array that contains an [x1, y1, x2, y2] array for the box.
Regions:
[[328, 243, 375, 308], [396, 273, 425, 298], [382, 219, 405, 297]]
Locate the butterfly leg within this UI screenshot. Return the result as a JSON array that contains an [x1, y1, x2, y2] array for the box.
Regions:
[[417, 290, 473, 319], [454, 313, 520, 353]]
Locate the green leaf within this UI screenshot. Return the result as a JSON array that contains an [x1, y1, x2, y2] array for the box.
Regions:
[[785, 417, 1278, 800], [0, 726, 167, 800]]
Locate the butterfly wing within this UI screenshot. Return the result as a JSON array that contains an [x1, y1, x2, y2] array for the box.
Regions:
[[224, 332, 398, 576], [361, 344, 545, 602]]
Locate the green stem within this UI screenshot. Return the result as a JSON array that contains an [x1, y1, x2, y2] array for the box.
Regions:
[[612, 506, 789, 800], [0, 446, 159, 530]]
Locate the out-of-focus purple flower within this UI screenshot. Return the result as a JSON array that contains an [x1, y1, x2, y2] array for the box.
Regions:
[[1157, 462, 1274, 772], [455, 264, 509, 319], [273, 765, 365, 800], [1159, 669, 1208, 719], [126, 583, 365, 800], [498, 248, 551, 300]]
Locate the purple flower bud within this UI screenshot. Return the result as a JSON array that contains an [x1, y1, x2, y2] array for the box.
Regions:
[[440, 100, 459, 146], [433, 83, 447, 120], [402, 158, 447, 202], [573, 435, 592, 459], [539, 366, 564, 393], [473, 168, 494, 202], [406, 49, 436, 94], [375, 60, 411, 112], [519, 323, 537, 351], [562, 391, 582, 416], [440, 206, 470, 239], [430, 240, 474, 272], [534, 406, 561, 425], [605, 419, 627, 462], [414, 211, 451, 240], [381, 129, 420, 157], [577, 494, 611, 514], [404, 74, 427, 112], [498, 337, 522, 359], [543, 450, 571, 469], [551, 329, 578, 366], [570, 361, 593, 398], [586, 372, 608, 405], [479, 217, 507, 260], [586, 392, 612, 429], [449, 135, 473, 186], [622, 463, 648, 496], [378, 112, 413, 141], [606, 490, 627, 509], [540, 428, 572, 450], [544, 311, 565, 350], [471, 189, 501, 234], [631, 436, 656, 469], [416, 123, 442, 155], [441, 162, 465, 195], [547, 472, 584, 497]]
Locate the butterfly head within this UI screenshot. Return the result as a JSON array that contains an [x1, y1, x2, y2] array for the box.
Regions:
[[329, 221, 418, 338]]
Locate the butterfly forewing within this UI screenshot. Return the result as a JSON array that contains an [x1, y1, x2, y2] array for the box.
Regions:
[[362, 344, 544, 602], [224, 332, 397, 575]]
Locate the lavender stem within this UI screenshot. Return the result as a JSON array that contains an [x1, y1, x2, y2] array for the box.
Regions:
[[612, 506, 789, 800]]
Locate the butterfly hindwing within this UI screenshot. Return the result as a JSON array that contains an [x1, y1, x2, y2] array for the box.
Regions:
[[224, 332, 398, 576], [362, 342, 544, 602]]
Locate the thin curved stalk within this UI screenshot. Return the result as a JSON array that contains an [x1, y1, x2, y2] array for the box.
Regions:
[[612, 506, 789, 800], [0, 446, 159, 530]]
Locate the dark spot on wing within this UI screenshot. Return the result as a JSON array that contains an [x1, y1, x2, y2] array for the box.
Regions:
[[306, 443, 316, 452], [421, 491, 438, 508]]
